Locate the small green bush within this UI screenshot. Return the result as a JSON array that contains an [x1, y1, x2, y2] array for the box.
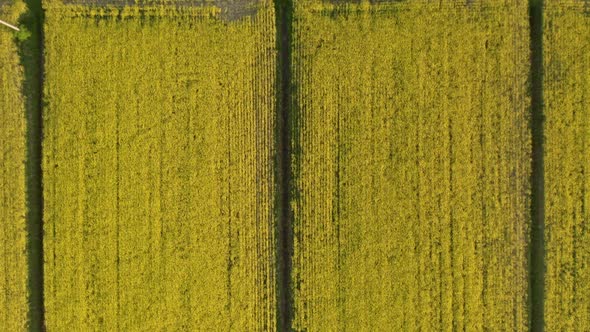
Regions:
[[15, 26, 31, 41]]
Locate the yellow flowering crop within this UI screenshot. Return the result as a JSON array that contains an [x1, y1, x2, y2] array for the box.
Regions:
[[544, 1, 590, 330], [43, 3, 277, 330], [290, 1, 531, 330], [0, 1, 28, 330]]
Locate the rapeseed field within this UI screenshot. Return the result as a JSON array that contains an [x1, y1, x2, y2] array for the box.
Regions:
[[0, 1, 28, 330], [3, 0, 589, 330], [43, 2, 277, 330], [544, 1, 590, 330], [290, 1, 531, 330]]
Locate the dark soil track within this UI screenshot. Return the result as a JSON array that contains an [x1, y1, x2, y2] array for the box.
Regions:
[[275, 0, 293, 330], [529, 0, 545, 330]]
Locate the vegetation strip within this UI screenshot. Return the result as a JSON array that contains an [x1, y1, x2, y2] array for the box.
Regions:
[[0, 2, 28, 330], [543, 1, 590, 330], [43, 4, 278, 329], [290, 1, 531, 330], [274, 0, 294, 330], [529, 0, 544, 330]]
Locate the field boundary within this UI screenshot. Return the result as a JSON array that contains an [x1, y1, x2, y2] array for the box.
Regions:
[[298, 1, 523, 14], [44, 5, 222, 18], [529, 0, 545, 330], [44, 1, 265, 21], [275, 0, 294, 330]]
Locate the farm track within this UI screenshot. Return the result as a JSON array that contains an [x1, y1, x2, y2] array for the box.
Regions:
[[275, 0, 293, 330], [529, 0, 544, 329]]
